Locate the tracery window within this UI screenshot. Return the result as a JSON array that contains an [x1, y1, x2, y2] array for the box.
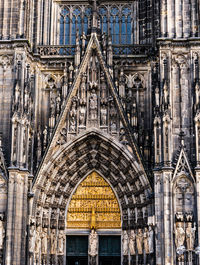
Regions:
[[60, 6, 92, 45], [59, 3, 134, 45]]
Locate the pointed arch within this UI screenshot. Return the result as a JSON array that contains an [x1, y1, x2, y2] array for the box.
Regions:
[[32, 130, 153, 230]]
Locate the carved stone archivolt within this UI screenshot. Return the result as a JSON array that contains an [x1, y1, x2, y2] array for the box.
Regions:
[[32, 131, 152, 229]]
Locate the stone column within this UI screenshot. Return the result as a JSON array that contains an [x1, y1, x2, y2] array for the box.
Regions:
[[154, 170, 164, 265], [195, 169, 200, 263], [163, 170, 173, 265], [5, 168, 29, 265]]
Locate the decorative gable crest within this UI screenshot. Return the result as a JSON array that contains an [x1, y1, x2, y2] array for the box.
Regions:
[[35, 32, 148, 181], [173, 146, 194, 181]]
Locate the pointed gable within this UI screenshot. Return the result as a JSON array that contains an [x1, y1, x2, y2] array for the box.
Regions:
[[36, 33, 148, 181], [173, 146, 194, 181]]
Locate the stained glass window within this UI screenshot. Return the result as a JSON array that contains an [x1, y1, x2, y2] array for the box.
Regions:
[[59, 4, 133, 45]]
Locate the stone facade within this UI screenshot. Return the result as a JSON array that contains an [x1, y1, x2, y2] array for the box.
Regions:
[[0, 0, 199, 264]]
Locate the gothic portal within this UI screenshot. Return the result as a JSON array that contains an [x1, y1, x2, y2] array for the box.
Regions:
[[0, 0, 199, 264]]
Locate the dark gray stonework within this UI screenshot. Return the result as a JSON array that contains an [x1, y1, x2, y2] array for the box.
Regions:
[[0, 0, 199, 264]]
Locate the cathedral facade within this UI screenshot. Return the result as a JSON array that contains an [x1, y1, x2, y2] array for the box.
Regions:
[[0, 0, 199, 264]]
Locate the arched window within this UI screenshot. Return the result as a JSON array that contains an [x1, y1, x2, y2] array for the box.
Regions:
[[59, 6, 91, 45], [99, 4, 133, 45], [59, 3, 134, 46]]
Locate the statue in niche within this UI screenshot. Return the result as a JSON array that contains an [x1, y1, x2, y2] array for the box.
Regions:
[[43, 126, 48, 148], [175, 222, 185, 248], [100, 104, 107, 126], [80, 73, 87, 103], [50, 97, 56, 117], [88, 229, 98, 265], [100, 73, 107, 100], [0, 219, 5, 249], [51, 229, 57, 254], [81, 32, 86, 55], [111, 121, 117, 132], [148, 226, 154, 253], [143, 227, 149, 254], [126, 74, 134, 89], [58, 230, 65, 255], [69, 116, 76, 132], [70, 100, 77, 118], [129, 230, 136, 255], [186, 222, 196, 250], [123, 230, 129, 255], [29, 225, 36, 253], [136, 229, 143, 255], [56, 93, 61, 115], [35, 226, 41, 254], [41, 228, 48, 254], [79, 106, 86, 126], [89, 89, 98, 120]]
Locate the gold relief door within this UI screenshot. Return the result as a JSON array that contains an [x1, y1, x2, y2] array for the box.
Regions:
[[66, 171, 121, 229]]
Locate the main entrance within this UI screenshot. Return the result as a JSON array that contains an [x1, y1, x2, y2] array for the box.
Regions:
[[66, 235, 121, 265], [99, 236, 121, 265], [66, 172, 122, 265]]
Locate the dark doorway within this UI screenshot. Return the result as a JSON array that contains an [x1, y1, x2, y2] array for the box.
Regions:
[[99, 256, 121, 265], [99, 236, 121, 265], [66, 236, 88, 265]]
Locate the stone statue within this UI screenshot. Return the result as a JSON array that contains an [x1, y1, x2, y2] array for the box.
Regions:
[[88, 229, 98, 264], [175, 222, 185, 248], [136, 229, 143, 255], [43, 126, 48, 148], [0, 220, 5, 249], [41, 228, 48, 254], [80, 73, 87, 103], [81, 32, 87, 55], [58, 230, 65, 254], [89, 90, 98, 120], [186, 222, 196, 250], [29, 225, 36, 253], [35, 226, 41, 254], [148, 226, 154, 253], [143, 227, 149, 254], [101, 105, 107, 126], [123, 230, 129, 255], [126, 74, 134, 89], [79, 106, 86, 126], [51, 229, 57, 254], [129, 230, 136, 255]]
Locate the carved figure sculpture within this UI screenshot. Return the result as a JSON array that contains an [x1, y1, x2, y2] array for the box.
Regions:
[[123, 230, 129, 255], [51, 229, 57, 254], [143, 227, 149, 253], [35, 226, 41, 254], [89, 89, 98, 120], [101, 105, 107, 126], [129, 230, 136, 255], [136, 229, 143, 255], [29, 225, 36, 253], [89, 229, 98, 265], [0, 220, 5, 249], [175, 222, 185, 248], [79, 106, 86, 126], [148, 226, 154, 253], [186, 222, 196, 250], [41, 228, 48, 254], [58, 230, 65, 254]]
